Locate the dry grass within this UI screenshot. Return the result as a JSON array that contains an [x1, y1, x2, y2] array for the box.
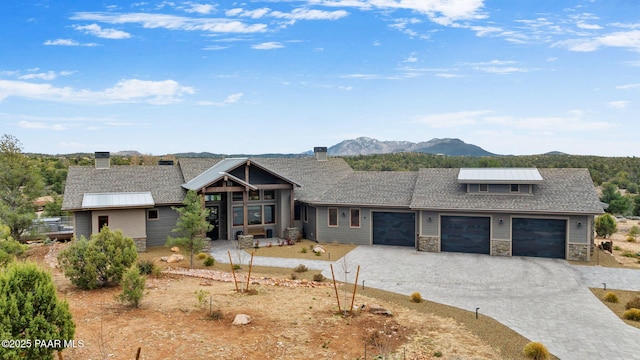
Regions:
[[568, 247, 626, 268], [139, 244, 557, 359], [590, 288, 640, 329], [247, 239, 357, 261]]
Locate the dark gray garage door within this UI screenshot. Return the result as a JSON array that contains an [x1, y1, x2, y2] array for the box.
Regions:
[[441, 216, 491, 254], [512, 218, 566, 259], [372, 212, 415, 247]]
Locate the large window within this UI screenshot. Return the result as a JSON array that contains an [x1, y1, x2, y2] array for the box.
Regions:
[[350, 208, 360, 228], [248, 205, 262, 225], [234, 205, 275, 226], [232, 207, 244, 226], [328, 208, 338, 227]]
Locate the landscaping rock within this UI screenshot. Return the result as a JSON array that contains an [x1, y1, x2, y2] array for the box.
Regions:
[[313, 245, 326, 254], [170, 246, 180, 252], [167, 254, 184, 263], [364, 304, 393, 316], [232, 314, 252, 325]]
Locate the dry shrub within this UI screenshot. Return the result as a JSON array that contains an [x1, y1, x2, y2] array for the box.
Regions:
[[197, 252, 208, 260], [522, 342, 550, 360], [313, 273, 325, 282], [293, 264, 308, 273], [625, 296, 640, 310], [623, 308, 640, 321], [604, 292, 619, 303], [409, 292, 422, 303]]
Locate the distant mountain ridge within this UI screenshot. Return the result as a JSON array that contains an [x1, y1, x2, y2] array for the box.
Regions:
[[327, 137, 496, 156]]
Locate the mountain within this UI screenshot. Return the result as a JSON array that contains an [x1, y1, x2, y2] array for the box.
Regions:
[[327, 137, 496, 156]]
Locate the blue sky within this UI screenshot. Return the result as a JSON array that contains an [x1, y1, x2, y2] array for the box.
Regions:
[[1, 0, 639, 156]]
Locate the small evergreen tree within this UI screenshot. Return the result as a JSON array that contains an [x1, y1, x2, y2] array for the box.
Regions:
[[595, 214, 617, 239], [0, 262, 75, 360], [58, 226, 138, 289], [117, 266, 146, 308], [0, 224, 27, 266], [166, 190, 212, 269]]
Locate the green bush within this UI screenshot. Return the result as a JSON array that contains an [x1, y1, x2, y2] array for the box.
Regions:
[[623, 308, 640, 321], [294, 264, 308, 273], [57, 227, 138, 289], [0, 236, 28, 267], [137, 259, 155, 275], [117, 266, 146, 308], [522, 342, 550, 360], [197, 252, 208, 260], [625, 296, 640, 310], [204, 256, 214, 266], [604, 292, 619, 303], [409, 292, 422, 303], [301, 247, 307, 254]]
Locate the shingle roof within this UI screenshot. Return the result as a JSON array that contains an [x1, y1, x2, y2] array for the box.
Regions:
[[314, 171, 418, 206], [62, 165, 186, 211], [410, 168, 604, 214]]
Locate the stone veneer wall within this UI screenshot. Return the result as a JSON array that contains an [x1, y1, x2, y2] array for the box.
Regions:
[[491, 240, 510, 256], [238, 234, 255, 249], [568, 243, 589, 262], [134, 238, 146, 252], [418, 236, 439, 252]]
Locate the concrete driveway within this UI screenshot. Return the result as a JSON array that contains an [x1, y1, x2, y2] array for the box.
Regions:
[[211, 242, 640, 360]]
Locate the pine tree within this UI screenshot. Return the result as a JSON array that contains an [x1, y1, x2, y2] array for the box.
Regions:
[[0, 262, 75, 360], [166, 190, 213, 269]]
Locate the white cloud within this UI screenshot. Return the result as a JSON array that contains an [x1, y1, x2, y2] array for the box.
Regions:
[[608, 100, 629, 109], [555, 30, 640, 52], [203, 45, 229, 50], [271, 8, 348, 21], [43, 39, 98, 46], [251, 42, 284, 50], [617, 83, 640, 90], [71, 12, 268, 34], [184, 3, 216, 15], [73, 24, 132, 39], [576, 22, 602, 30], [18, 121, 66, 131], [18, 70, 74, 81], [0, 79, 194, 105], [463, 60, 531, 74], [223, 93, 243, 104], [226, 7, 271, 19]]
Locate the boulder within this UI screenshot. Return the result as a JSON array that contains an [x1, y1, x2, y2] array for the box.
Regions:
[[313, 245, 326, 254], [170, 246, 180, 252], [166, 254, 184, 263], [364, 304, 393, 316], [232, 314, 252, 325]]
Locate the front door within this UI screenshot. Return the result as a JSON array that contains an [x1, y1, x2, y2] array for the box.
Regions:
[[206, 206, 219, 240]]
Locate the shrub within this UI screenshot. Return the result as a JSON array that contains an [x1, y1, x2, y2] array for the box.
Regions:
[[301, 247, 307, 253], [137, 259, 155, 275], [151, 266, 163, 278], [623, 308, 640, 321], [117, 266, 146, 308], [294, 264, 308, 273], [625, 296, 640, 310], [409, 292, 422, 303], [604, 292, 619, 303], [197, 252, 208, 260], [290, 272, 298, 280], [58, 227, 138, 289], [0, 236, 28, 266], [208, 309, 223, 320], [195, 289, 210, 308], [232, 264, 241, 270], [204, 256, 214, 266], [313, 273, 325, 282], [522, 342, 550, 360], [626, 236, 636, 242]]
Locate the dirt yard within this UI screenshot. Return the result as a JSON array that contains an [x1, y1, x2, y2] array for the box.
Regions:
[[601, 219, 640, 268], [29, 243, 502, 360]]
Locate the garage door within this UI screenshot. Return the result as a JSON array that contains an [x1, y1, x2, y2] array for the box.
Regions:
[[512, 218, 566, 259], [441, 216, 490, 254], [372, 212, 415, 247]]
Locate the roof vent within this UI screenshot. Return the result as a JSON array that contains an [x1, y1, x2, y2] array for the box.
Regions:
[[314, 147, 327, 161], [95, 152, 110, 169]]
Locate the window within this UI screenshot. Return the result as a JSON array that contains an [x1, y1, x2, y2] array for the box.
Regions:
[[205, 193, 221, 201], [263, 190, 275, 200], [328, 208, 338, 227], [249, 190, 260, 201], [147, 209, 159, 220], [294, 204, 301, 221], [248, 205, 262, 225], [303, 206, 308, 223], [350, 208, 360, 228], [479, 184, 488, 192], [510, 184, 519, 193], [232, 206, 243, 226], [232, 192, 243, 202], [264, 205, 275, 224], [98, 215, 109, 229]]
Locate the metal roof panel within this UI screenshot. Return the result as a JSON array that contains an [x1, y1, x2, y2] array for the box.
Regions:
[[82, 192, 154, 209]]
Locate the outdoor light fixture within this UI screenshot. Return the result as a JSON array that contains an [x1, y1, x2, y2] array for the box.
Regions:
[[577, 222, 582, 227], [342, 212, 346, 217], [428, 216, 432, 222], [499, 219, 503, 224]]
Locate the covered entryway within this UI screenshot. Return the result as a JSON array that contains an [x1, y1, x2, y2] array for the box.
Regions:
[[441, 216, 491, 254], [512, 218, 566, 259], [372, 212, 416, 247]]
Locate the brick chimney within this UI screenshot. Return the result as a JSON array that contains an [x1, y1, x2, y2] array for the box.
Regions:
[[95, 152, 110, 169]]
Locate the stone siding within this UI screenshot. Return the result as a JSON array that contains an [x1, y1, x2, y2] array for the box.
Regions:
[[238, 234, 255, 249], [491, 240, 510, 256], [418, 236, 439, 252], [284, 227, 300, 242], [134, 238, 146, 252], [568, 243, 589, 262]]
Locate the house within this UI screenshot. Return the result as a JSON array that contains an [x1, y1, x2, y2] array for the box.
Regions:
[[61, 149, 604, 261]]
